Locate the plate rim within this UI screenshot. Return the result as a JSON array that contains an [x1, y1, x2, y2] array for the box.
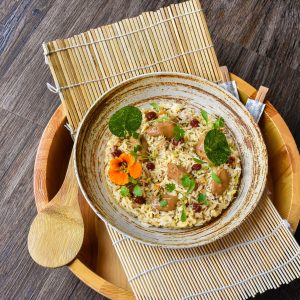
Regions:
[[73, 71, 268, 248]]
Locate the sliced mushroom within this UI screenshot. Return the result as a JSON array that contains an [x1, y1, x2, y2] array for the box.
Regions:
[[195, 134, 208, 161], [153, 194, 178, 212], [167, 163, 188, 185], [145, 125, 161, 137], [140, 135, 149, 157], [211, 169, 230, 195], [146, 121, 176, 139]]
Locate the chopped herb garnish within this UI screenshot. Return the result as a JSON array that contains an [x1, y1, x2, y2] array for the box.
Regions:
[[211, 172, 222, 184], [109, 106, 142, 138], [156, 115, 169, 122], [133, 145, 141, 152], [174, 125, 185, 141], [197, 193, 208, 205], [165, 183, 176, 193], [181, 205, 187, 222], [204, 129, 230, 165], [187, 180, 196, 193], [193, 157, 205, 164], [131, 131, 140, 139], [181, 175, 196, 194], [159, 200, 168, 207], [181, 175, 191, 187], [129, 177, 138, 184], [213, 117, 225, 129], [201, 109, 208, 125], [133, 185, 143, 197], [150, 102, 160, 112], [120, 186, 130, 197]]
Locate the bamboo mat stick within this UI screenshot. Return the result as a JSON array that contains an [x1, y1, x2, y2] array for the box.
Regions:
[[44, 0, 222, 130], [107, 195, 300, 299], [43, 1, 300, 298]]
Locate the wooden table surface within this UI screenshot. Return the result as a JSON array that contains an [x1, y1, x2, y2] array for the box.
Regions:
[[1, 0, 299, 299]]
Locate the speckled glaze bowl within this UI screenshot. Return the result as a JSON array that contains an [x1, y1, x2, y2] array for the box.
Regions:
[[74, 72, 268, 248]]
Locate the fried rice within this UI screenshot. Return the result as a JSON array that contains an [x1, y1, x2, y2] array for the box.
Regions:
[[104, 102, 242, 228]]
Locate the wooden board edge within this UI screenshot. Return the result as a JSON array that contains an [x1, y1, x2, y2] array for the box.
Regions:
[[33, 105, 65, 210], [33, 75, 300, 298], [232, 74, 300, 231], [68, 260, 134, 300], [33, 105, 135, 299]]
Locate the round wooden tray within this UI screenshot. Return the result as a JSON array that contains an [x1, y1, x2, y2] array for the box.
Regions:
[[34, 75, 300, 299]]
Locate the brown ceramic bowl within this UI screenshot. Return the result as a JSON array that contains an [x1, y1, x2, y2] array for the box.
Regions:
[[74, 72, 268, 248]]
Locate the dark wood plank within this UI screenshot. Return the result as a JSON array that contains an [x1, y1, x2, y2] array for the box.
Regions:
[[202, 0, 300, 70], [0, 0, 299, 299], [201, 0, 300, 146], [0, 109, 39, 180]]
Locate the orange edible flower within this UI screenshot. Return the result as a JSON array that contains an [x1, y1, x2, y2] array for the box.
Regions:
[[108, 153, 142, 185]]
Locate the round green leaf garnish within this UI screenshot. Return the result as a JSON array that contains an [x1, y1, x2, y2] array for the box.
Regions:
[[165, 183, 176, 193], [133, 185, 143, 197], [197, 193, 208, 205], [174, 125, 185, 141], [120, 186, 130, 197], [204, 129, 230, 166], [109, 106, 142, 137], [160, 200, 168, 207]]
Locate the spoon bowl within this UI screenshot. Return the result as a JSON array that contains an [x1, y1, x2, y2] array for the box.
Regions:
[[28, 153, 84, 268]]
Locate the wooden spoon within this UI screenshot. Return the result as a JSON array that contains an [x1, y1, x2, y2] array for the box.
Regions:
[[28, 152, 84, 268]]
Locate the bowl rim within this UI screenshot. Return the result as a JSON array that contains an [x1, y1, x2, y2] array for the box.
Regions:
[[74, 71, 268, 248]]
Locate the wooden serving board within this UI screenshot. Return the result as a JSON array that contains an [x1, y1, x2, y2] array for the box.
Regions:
[[34, 75, 300, 299]]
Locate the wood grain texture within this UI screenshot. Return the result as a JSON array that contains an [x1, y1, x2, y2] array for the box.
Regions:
[[0, 0, 299, 299], [32, 74, 300, 299], [28, 153, 84, 268]]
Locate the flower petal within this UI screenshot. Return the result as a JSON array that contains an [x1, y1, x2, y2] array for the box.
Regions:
[[119, 153, 135, 167], [110, 158, 122, 170], [128, 161, 142, 179], [109, 169, 129, 185]]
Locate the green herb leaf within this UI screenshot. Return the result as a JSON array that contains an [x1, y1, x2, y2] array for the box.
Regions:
[[181, 175, 196, 194], [181, 175, 191, 188], [181, 205, 187, 222], [211, 172, 222, 184], [213, 117, 225, 129], [131, 131, 140, 139], [174, 125, 185, 141], [129, 177, 138, 184], [165, 183, 176, 193], [109, 106, 142, 137], [160, 200, 168, 207], [120, 186, 130, 197], [134, 145, 141, 153], [129, 151, 138, 158], [197, 193, 208, 205], [201, 109, 208, 125], [193, 157, 205, 164], [150, 102, 160, 112], [156, 116, 169, 122], [204, 129, 231, 166], [133, 185, 143, 197], [187, 180, 196, 193]]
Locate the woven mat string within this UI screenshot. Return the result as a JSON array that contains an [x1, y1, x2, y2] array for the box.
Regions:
[[44, 8, 204, 55]]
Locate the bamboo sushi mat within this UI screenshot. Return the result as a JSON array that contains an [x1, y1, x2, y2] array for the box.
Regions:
[[44, 0, 300, 298]]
